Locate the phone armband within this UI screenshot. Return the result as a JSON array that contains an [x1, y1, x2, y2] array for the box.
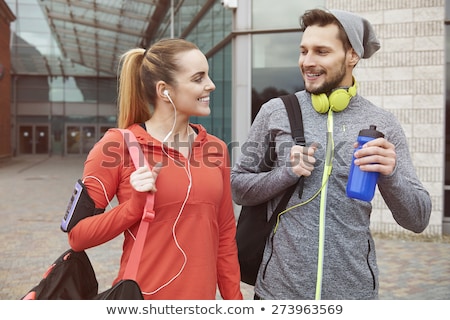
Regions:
[[60, 179, 105, 233]]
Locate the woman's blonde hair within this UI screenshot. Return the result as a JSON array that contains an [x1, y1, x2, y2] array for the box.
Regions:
[[117, 38, 199, 128]]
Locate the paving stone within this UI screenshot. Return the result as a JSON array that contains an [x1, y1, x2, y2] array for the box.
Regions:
[[0, 155, 448, 300]]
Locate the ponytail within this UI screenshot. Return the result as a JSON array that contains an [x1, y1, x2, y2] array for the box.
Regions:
[[117, 48, 151, 129]]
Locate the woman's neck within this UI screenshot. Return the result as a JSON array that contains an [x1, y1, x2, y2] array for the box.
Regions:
[[145, 118, 195, 158]]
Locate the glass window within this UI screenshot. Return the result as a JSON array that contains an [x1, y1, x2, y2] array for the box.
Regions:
[[252, 0, 323, 29], [447, 0, 450, 19], [191, 43, 232, 144], [182, 2, 233, 144], [185, 1, 232, 54], [16, 76, 49, 102], [49, 77, 83, 102], [251, 32, 304, 120]]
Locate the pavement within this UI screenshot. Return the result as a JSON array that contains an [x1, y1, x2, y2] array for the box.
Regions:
[[0, 155, 449, 300]]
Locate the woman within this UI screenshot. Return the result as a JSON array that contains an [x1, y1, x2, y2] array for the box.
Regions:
[[68, 38, 243, 300]]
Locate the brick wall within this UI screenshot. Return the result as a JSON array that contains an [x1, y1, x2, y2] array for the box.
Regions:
[[0, 1, 15, 158], [327, 0, 445, 234]]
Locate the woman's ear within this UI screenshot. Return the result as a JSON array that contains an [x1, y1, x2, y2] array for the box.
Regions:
[[156, 81, 170, 100]]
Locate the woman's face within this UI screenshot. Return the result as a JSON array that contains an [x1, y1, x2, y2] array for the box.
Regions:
[[170, 49, 216, 117]]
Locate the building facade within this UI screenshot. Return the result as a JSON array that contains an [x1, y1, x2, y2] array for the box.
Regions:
[[0, 0, 15, 159], [4, 0, 447, 235], [230, 0, 445, 236]]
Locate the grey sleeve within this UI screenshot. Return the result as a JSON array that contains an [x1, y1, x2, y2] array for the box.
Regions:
[[377, 119, 432, 233], [231, 98, 299, 206]]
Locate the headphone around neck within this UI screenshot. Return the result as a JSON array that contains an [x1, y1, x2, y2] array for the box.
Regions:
[[311, 78, 357, 113]]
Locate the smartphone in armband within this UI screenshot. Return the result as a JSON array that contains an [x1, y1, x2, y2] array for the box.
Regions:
[[60, 179, 105, 233]]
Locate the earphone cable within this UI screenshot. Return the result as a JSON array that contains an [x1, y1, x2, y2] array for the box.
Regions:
[[82, 175, 114, 210], [141, 94, 192, 296]]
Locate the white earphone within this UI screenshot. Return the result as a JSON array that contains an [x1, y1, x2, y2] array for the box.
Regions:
[[142, 86, 193, 296]]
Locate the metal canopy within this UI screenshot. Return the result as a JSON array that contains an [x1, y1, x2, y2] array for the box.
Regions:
[[38, 0, 164, 76], [8, 0, 216, 78]]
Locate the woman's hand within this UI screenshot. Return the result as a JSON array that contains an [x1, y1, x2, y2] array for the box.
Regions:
[[130, 163, 163, 193]]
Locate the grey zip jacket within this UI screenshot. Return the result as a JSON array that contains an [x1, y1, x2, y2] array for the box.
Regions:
[[230, 91, 432, 299]]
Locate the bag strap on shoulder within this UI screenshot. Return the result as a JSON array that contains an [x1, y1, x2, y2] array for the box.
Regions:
[[117, 129, 155, 281], [280, 94, 305, 199], [267, 94, 305, 226], [281, 94, 305, 147]]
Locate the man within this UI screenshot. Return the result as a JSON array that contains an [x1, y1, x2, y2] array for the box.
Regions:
[[231, 9, 432, 300]]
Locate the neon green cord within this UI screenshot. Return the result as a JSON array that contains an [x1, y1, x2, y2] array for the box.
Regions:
[[315, 109, 334, 300], [272, 109, 334, 300], [273, 174, 329, 233]]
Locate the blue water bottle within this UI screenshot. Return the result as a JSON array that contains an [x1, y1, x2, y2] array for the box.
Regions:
[[346, 125, 385, 201]]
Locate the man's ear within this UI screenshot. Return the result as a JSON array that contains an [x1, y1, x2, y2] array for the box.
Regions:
[[348, 48, 360, 67]]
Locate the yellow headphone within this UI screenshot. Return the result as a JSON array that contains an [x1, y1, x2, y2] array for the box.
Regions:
[[311, 78, 358, 113]]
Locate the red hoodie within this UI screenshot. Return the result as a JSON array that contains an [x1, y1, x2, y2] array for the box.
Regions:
[[69, 123, 243, 300]]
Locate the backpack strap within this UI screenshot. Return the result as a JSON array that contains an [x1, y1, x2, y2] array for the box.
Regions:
[[266, 94, 305, 227], [282, 94, 305, 147], [280, 94, 305, 198]]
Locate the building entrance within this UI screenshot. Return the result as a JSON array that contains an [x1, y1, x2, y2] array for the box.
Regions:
[[65, 124, 112, 155], [18, 125, 49, 155], [66, 125, 96, 155]]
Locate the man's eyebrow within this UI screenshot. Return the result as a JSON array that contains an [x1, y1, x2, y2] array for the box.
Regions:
[[300, 44, 332, 50]]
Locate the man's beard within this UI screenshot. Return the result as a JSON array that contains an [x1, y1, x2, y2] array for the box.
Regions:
[[305, 63, 346, 95]]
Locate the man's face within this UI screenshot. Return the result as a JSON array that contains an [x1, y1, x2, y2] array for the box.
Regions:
[[299, 24, 355, 94]]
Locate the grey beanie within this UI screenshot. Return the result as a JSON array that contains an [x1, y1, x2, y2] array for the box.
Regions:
[[330, 9, 380, 59]]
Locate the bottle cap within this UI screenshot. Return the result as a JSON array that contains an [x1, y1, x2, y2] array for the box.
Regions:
[[359, 125, 384, 138]]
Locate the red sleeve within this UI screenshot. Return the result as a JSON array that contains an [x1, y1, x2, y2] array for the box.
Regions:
[[68, 129, 148, 251], [215, 139, 243, 300]]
